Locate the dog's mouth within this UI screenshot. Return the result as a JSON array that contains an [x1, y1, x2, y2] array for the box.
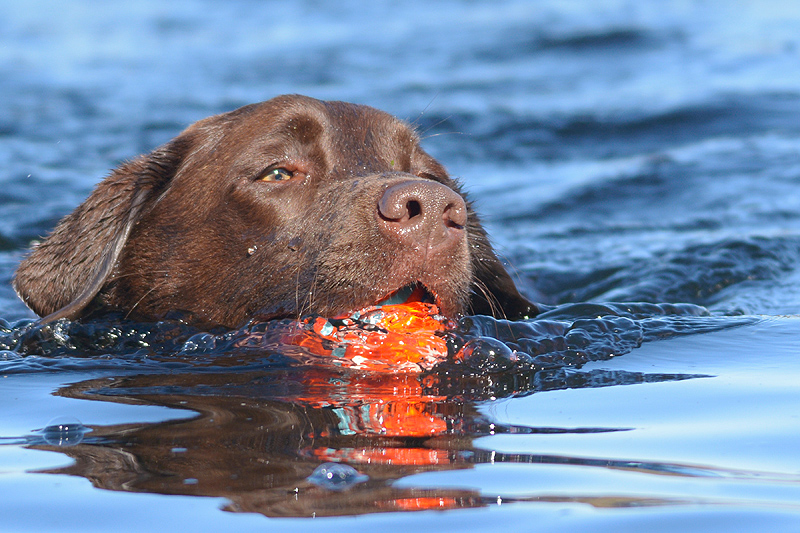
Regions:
[[375, 283, 437, 308]]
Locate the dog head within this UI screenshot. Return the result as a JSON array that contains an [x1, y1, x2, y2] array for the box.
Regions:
[[14, 95, 536, 328]]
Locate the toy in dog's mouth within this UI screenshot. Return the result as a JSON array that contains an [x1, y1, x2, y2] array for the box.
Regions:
[[289, 283, 452, 372]]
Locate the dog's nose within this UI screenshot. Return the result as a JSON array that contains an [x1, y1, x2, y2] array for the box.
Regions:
[[377, 180, 467, 251]]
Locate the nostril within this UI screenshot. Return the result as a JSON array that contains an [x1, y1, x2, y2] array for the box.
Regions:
[[444, 201, 467, 230], [407, 200, 421, 219], [443, 206, 467, 229]]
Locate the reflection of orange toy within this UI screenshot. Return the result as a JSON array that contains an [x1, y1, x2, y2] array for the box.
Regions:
[[296, 369, 451, 438], [299, 371, 455, 465], [287, 302, 454, 372]]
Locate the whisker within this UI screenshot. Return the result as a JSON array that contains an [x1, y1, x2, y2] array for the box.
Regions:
[[419, 130, 467, 141], [124, 285, 159, 320], [417, 115, 454, 137], [294, 268, 307, 321], [471, 278, 501, 318], [107, 269, 170, 283], [295, 266, 321, 322], [495, 250, 526, 287], [470, 278, 518, 340], [408, 92, 441, 128]]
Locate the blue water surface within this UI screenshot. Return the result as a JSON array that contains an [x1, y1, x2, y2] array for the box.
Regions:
[[2, 1, 800, 531]]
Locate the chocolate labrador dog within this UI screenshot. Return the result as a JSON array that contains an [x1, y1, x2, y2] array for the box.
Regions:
[[14, 95, 537, 328]]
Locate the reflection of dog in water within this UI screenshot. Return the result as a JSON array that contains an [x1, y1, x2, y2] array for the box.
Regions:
[[33, 371, 484, 517], [30, 365, 678, 517]]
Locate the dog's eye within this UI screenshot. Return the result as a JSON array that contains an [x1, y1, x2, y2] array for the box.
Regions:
[[258, 167, 294, 182]]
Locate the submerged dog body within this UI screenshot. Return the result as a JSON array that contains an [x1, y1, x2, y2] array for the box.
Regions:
[[14, 95, 536, 328]]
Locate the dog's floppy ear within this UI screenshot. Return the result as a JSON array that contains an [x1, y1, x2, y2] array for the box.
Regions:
[[13, 137, 190, 323]]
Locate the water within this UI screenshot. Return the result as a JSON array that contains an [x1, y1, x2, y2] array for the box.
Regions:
[[3, 0, 800, 531]]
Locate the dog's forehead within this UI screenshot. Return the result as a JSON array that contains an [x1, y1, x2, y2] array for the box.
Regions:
[[300, 99, 412, 145], [219, 96, 418, 151]]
